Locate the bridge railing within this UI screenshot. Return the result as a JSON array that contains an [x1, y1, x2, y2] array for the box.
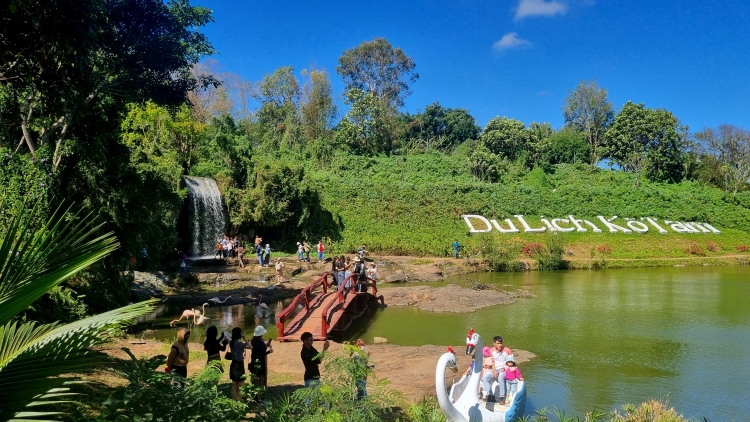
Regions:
[[276, 272, 333, 340], [320, 273, 378, 335]]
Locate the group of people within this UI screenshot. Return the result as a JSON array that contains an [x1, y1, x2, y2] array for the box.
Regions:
[[464, 335, 523, 405], [330, 253, 378, 293], [165, 324, 274, 402], [214, 236, 245, 261], [164, 326, 371, 402]]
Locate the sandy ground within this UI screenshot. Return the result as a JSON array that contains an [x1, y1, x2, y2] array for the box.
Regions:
[[106, 338, 534, 401]]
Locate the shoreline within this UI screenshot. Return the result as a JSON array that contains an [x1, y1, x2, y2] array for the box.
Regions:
[[138, 252, 750, 303]]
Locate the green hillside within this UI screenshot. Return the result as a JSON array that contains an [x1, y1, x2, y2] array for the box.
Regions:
[[303, 153, 750, 263]]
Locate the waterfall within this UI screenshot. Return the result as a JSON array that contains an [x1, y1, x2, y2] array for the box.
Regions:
[[184, 176, 226, 257]]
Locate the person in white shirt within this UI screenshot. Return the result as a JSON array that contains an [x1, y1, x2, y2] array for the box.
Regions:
[[491, 335, 514, 404]]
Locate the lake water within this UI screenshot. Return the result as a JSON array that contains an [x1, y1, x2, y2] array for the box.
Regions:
[[142, 266, 750, 421], [351, 266, 750, 421]]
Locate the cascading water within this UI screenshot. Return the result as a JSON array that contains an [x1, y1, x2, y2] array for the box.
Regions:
[[184, 176, 226, 257]]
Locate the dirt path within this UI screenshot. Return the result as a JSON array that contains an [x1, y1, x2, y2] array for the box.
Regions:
[[104, 338, 534, 401]]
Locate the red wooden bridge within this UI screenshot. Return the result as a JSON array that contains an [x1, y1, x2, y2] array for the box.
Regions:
[[276, 272, 380, 341]]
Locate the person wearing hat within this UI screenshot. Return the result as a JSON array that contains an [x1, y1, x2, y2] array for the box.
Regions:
[[249, 325, 273, 394], [263, 243, 271, 267], [480, 345, 498, 401]]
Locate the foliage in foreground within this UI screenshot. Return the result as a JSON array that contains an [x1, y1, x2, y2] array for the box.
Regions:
[[519, 400, 699, 422], [0, 204, 156, 421], [264, 342, 404, 422], [93, 349, 250, 421]]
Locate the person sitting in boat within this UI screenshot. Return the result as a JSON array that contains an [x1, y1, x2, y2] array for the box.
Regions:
[[480, 346, 499, 401], [502, 359, 523, 404], [491, 336, 514, 404]]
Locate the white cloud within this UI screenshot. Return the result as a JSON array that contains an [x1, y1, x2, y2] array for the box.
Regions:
[[515, 0, 567, 20], [492, 33, 532, 50]]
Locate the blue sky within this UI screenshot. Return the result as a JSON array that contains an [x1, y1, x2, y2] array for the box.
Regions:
[[196, 0, 750, 131]]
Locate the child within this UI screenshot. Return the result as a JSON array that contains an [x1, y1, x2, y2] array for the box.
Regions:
[[480, 346, 498, 401], [502, 359, 523, 405]]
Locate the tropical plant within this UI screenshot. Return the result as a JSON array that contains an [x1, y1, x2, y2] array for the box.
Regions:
[[94, 349, 249, 421], [263, 342, 404, 422], [0, 204, 156, 421]]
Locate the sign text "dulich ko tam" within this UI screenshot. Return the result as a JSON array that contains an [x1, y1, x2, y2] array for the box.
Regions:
[[462, 214, 721, 235]]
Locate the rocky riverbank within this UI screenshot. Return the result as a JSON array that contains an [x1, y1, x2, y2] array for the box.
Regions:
[[133, 254, 485, 303], [379, 283, 535, 312]]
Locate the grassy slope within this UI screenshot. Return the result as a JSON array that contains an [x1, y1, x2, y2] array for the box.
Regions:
[[305, 153, 750, 266]]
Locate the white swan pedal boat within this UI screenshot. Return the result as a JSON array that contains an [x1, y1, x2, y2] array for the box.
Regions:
[[435, 332, 527, 421]]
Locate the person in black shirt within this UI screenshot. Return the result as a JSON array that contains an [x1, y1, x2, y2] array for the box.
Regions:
[[203, 326, 227, 371], [249, 325, 273, 396], [300, 331, 329, 387]]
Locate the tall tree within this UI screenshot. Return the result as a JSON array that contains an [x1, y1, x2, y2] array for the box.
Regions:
[[300, 68, 337, 141], [0, 0, 214, 170], [604, 101, 686, 186], [695, 124, 750, 193], [336, 38, 418, 109], [562, 79, 614, 165], [406, 102, 480, 151], [479, 116, 530, 161], [336, 88, 391, 154], [253, 66, 301, 147]]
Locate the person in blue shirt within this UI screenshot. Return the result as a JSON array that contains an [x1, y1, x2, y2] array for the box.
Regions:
[[453, 240, 460, 259]]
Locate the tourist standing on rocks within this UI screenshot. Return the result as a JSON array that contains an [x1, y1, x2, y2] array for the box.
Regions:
[[263, 244, 271, 267], [165, 328, 189, 377], [275, 258, 284, 283], [221, 236, 230, 259], [225, 237, 233, 260], [256, 243, 264, 267], [357, 244, 367, 259], [317, 240, 324, 261], [203, 326, 227, 369], [140, 246, 149, 271], [491, 336, 514, 404], [367, 263, 378, 282], [303, 241, 311, 262], [453, 239, 460, 259], [229, 327, 253, 401], [301, 332, 329, 387], [297, 242, 304, 261], [236, 243, 245, 268], [215, 241, 223, 259], [249, 326, 273, 398]]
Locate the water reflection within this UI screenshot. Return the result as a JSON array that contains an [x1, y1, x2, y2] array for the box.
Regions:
[[137, 298, 294, 343]]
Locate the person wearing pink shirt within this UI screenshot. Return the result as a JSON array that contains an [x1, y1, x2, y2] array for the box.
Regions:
[[502, 359, 523, 404]]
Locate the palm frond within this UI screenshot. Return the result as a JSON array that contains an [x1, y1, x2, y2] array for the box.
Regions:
[[0, 300, 156, 420], [0, 203, 118, 326]]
